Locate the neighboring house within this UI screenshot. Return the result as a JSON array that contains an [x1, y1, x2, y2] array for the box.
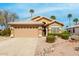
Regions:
[[8, 16, 64, 37], [67, 24, 79, 35]]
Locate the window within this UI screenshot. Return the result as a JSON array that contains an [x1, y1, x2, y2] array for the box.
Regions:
[[51, 26, 61, 33]]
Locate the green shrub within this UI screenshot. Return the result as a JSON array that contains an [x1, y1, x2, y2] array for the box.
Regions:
[[48, 33, 53, 36], [0, 28, 11, 36], [60, 31, 70, 40], [48, 33, 59, 36], [0, 31, 1, 35], [48, 33, 61, 37], [61, 30, 70, 35], [47, 30, 70, 40], [60, 34, 70, 39], [46, 35, 56, 43], [47, 31, 70, 40]]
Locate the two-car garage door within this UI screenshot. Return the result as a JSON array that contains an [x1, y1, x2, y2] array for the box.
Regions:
[[13, 28, 39, 37]]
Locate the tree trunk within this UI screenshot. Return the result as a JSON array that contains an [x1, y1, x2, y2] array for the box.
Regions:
[[69, 18, 71, 27], [31, 13, 32, 18]]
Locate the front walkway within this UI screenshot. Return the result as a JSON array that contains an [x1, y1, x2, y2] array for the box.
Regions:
[[0, 38, 39, 56]]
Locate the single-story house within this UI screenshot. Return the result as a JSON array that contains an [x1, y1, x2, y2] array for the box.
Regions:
[[8, 16, 64, 38], [67, 24, 79, 35]]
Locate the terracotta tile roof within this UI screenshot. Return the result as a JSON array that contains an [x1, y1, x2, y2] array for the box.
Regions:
[[32, 16, 41, 20], [44, 20, 64, 26], [8, 21, 43, 25], [32, 16, 52, 21], [8, 16, 64, 27]]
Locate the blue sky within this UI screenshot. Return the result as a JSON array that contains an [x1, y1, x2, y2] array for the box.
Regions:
[[0, 3, 79, 27]]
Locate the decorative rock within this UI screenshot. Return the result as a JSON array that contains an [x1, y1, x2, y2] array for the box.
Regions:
[[50, 48, 55, 52], [70, 35, 79, 41], [75, 47, 79, 51], [10, 34, 14, 38]]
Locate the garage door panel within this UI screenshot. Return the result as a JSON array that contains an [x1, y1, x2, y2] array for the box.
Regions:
[[14, 28, 39, 37]]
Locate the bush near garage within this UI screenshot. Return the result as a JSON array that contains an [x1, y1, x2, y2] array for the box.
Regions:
[[0, 28, 11, 36]]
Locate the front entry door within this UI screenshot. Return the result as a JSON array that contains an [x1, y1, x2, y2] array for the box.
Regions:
[[43, 26, 46, 36]]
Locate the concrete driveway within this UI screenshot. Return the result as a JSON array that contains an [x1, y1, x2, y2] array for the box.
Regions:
[[0, 38, 38, 56]]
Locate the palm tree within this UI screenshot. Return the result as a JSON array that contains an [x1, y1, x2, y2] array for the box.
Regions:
[[29, 9, 34, 18], [73, 18, 79, 25], [67, 14, 72, 27], [50, 16, 56, 20]]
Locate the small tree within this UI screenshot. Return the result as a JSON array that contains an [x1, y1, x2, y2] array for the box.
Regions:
[[10, 13, 19, 22], [50, 16, 56, 20], [73, 18, 79, 25], [29, 9, 34, 18], [0, 9, 19, 29]]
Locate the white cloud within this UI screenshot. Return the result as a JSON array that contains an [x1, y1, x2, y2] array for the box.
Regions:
[[35, 7, 68, 15], [3, 3, 79, 18], [34, 4, 79, 15]]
